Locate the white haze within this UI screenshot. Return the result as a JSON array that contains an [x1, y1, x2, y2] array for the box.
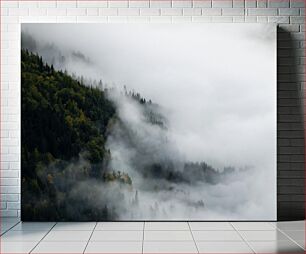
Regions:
[[21, 23, 277, 220]]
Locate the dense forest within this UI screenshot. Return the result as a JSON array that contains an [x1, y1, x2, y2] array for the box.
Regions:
[[22, 49, 127, 220], [22, 49, 238, 221]]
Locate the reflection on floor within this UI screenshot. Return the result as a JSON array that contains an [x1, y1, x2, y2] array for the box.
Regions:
[[0, 218, 304, 253]]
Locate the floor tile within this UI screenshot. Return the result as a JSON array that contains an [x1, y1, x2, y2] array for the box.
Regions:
[[145, 222, 189, 230], [95, 222, 143, 231], [193, 230, 242, 241], [52, 222, 96, 231], [1, 221, 21, 234], [90, 230, 143, 241], [283, 230, 305, 241], [239, 230, 290, 241], [1, 241, 37, 253], [144, 230, 193, 241], [143, 241, 198, 253], [1, 230, 47, 242], [275, 221, 305, 231], [249, 240, 304, 253], [282, 230, 305, 249], [190, 222, 234, 231], [32, 241, 87, 253], [12, 222, 55, 231], [42, 230, 92, 242], [232, 222, 275, 231], [85, 241, 142, 253], [197, 241, 253, 253]]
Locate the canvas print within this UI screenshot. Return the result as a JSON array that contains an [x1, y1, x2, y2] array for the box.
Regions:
[[21, 24, 276, 221]]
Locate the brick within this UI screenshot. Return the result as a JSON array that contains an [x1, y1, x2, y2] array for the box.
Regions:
[[279, 171, 304, 178], [268, 0, 290, 8], [202, 8, 221, 15], [150, 0, 172, 7], [0, 178, 18, 186], [172, 16, 193, 22], [19, 1, 39, 8], [233, 16, 245, 22], [183, 8, 201, 15], [7, 202, 20, 210], [87, 8, 99, 16], [1, 210, 18, 217], [129, 0, 149, 7], [1, 8, 8, 16], [77, 1, 107, 8], [172, 0, 192, 7], [0, 170, 19, 178], [278, 178, 305, 186], [268, 16, 290, 23], [99, 8, 118, 16], [245, 16, 258, 22], [212, 0, 233, 7], [128, 16, 150, 22], [0, 194, 18, 202], [245, 0, 256, 7], [193, 0, 212, 7], [67, 8, 87, 16], [192, 16, 212, 22], [278, 24, 300, 32], [278, 8, 300, 15], [108, 0, 129, 8], [247, 8, 278, 15], [8, 8, 29, 16], [290, 0, 305, 7], [233, 0, 244, 7], [222, 8, 245, 15], [257, 16, 268, 22], [279, 147, 304, 155], [2, 1, 18, 8], [1, 202, 7, 210], [150, 16, 172, 23], [161, 8, 183, 16], [290, 16, 305, 24], [278, 186, 304, 194], [140, 8, 160, 16], [1, 186, 20, 194], [57, 16, 78, 22], [29, 8, 48, 16], [257, 0, 267, 8], [212, 16, 233, 22], [107, 16, 129, 23], [118, 8, 140, 16], [56, 1, 77, 8], [47, 8, 67, 16], [76, 16, 105, 22], [39, 1, 57, 8]]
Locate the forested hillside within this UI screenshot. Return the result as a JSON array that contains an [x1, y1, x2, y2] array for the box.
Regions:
[[21, 49, 121, 220], [22, 49, 238, 221]]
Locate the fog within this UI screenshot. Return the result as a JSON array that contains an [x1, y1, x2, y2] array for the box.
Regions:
[[21, 24, 277, 220]]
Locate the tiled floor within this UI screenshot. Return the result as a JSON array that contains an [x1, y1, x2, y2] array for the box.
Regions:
[[0, 219, 304, 253]]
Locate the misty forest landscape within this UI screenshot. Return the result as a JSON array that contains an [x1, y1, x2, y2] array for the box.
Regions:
[[21, 24, 276, 221]]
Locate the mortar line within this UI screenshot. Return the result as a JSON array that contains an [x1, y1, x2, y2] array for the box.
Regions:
[[0, 220, 20, 236], [142, 221, 145, 254], [29, 222, 57, 254], [229, 222, 256, 254], [187, 221, 199, 254], [83, 222, 97, 254]]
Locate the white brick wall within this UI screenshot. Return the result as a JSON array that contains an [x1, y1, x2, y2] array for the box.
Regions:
[[0, 0, 305, 218]]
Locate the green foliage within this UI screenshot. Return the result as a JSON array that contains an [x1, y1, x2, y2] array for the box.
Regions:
[[21, 49, 118, 221]]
